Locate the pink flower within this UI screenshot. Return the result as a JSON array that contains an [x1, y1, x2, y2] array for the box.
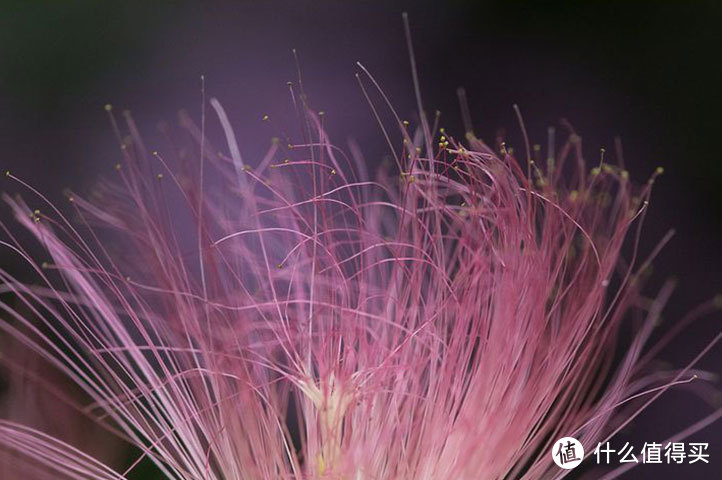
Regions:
[[1, 70, 719, 479]]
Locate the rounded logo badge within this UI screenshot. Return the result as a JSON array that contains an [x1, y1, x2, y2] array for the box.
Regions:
[[552, 437, 584, 469]]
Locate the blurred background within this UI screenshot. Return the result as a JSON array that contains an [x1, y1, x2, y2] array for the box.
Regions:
[[0, 0, 720, 478]]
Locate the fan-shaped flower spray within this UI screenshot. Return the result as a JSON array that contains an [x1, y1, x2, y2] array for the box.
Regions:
[[1, 16, 721, 480]]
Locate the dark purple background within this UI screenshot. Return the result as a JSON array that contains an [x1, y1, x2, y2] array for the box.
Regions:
[[1, 1, 720, 478]]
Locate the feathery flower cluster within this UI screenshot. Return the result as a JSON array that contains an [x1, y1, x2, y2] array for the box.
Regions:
[[0, 55, 720, 480]]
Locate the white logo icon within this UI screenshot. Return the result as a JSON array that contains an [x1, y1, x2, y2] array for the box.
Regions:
[[552, 437, 584, 469]]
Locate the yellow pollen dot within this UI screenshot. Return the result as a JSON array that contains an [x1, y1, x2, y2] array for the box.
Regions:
[[262, 114, 269, 121]]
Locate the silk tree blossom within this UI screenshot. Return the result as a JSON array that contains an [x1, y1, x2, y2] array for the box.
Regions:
[[1, 62, 721, 480]]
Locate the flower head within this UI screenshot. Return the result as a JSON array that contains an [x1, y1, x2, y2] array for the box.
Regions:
[[0, 64, 719, 480]]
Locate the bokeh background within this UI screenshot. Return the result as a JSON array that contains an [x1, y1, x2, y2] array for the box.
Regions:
[[1, 1, 720, 478]]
